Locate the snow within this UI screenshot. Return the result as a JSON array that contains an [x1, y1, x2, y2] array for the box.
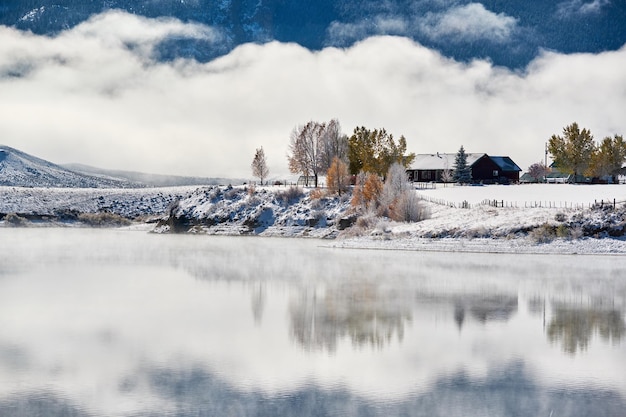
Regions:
[[3, 182, 626, 255]]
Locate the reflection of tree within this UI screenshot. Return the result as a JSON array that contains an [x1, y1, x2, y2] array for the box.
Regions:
[[452, 295, 518, 330], [547, 308, 625, 354], [250, 282, 266, 326], [289, 283, 412, 352]]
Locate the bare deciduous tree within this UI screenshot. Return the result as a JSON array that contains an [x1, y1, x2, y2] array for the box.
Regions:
[[288, 119, 347, 187], [251, 147, 269, 185]]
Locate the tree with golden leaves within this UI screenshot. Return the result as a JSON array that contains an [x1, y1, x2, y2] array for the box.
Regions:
[[326, 157, 350, 196]]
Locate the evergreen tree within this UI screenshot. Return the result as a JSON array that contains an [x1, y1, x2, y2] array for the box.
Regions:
[[453, 146, 472, 184]]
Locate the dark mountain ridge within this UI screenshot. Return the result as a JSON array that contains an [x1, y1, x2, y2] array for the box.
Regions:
[[1, 1, 625, 68]]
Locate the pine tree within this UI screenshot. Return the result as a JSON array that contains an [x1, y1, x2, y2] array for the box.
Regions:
[[251, 147, 269, 185], [453, 146, 472, 184]]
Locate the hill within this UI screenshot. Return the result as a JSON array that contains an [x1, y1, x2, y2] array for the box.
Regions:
[[0, 145, 140, 188], [63, 163, 240, 187]]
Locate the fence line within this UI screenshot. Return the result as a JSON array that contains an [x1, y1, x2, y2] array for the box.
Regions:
[[416, 193, 623, 210]]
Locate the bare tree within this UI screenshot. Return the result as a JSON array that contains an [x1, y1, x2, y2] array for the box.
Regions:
[[527, 162, 550, 182], [251, 147, 269, 185], [287, 121, 325, 187], [320, 119, 349, 172]]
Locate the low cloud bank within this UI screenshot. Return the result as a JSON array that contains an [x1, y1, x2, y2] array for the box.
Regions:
[[1, 10, 625, 178]]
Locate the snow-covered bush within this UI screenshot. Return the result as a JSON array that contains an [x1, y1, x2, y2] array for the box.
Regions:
[[4, 213, 27, 226], [276, 186, 304, 205], [78, 212, 132, 227]]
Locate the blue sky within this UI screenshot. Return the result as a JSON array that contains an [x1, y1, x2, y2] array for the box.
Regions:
[[1, 1, 625, 177]]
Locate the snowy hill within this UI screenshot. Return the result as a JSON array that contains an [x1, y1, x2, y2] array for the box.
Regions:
[[62, 163, 239, 187], [0, 145, 140, 188]]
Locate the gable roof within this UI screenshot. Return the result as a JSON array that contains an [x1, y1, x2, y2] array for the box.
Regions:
[[489, 156, 521, 172], [409, 153, 487, 170]]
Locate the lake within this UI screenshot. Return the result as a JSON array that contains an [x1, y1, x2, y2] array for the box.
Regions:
[[0, 228, 624, 417]]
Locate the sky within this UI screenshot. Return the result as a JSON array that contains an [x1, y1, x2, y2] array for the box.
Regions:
[[1, 3, 626, 179]]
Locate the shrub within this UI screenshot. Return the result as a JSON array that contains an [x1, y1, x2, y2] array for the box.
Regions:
[[389, 190, 429, 222], [529, 224, 556, 243], [78, 212, 132, 227], [276, 186, 304, 205], [5, 213, 27, 226], [309, 188, 326, 200]]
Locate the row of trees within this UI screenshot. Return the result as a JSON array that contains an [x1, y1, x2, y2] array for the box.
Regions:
[[547, 122, 626, 182], [286, 119, 416, 186]]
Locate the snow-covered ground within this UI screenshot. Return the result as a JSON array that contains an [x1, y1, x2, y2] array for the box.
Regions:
[[3, 183, 626, 255], [332, 183, 626, 254]]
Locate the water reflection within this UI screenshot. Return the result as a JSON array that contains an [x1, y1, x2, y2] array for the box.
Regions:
[[0, 228, 625, 417], [548, 307, 625, 354], [289, 283, 413, 352]]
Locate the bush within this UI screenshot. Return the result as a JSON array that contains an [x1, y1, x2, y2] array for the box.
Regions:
[[276, 186, 304, 205], [4, 213, 27, 227], [529, 224, 556, 243], [309, 188, 326, 200], [78, 212, 132, 227], [389, 190, 429, 223]]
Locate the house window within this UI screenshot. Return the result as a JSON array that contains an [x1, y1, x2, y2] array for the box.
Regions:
[[493, 170, 499, 177], [423, 171, 431, 180]]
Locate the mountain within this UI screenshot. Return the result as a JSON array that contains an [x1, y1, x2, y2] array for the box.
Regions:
[[62, 163, 239, 187], [1, 1, 625, 69], [0, 145, 141, 188]]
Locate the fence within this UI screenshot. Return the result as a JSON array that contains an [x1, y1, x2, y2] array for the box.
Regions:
[[416, 193, 623, 210]]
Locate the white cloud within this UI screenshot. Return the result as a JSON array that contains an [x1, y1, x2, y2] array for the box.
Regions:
[[327, 15, 409, 45], [1, 11, 625, 179], [419, 3, 518, 43], [556, 0, 610, 18]]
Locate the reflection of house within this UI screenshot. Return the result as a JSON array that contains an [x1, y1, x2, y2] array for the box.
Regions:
[[406, 153, 521, 184]]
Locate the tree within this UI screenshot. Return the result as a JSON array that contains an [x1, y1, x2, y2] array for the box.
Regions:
[[347, 127, 415, 177], [251, 147, 269, 185], [588, 135, 626, 182], [453, 145, 472, 184], [441, 159, 454, 186], [288, 119, 347, 187], [326, 157, 350, 196], [527, 162, 550, 182], [319, 119, 349, 172], [548, 122, 595, 180], [351, 171, 382, 211], [287, 121, 325, 187]]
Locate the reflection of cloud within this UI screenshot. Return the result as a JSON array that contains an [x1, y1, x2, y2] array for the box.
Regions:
[[547, 307, 625, 354], [557, 0, 610, 18], [419, 3, 518, 43]]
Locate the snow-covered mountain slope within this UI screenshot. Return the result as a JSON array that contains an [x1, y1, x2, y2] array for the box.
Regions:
[[0, 145, 140, 188], [62, 163, 239, 187]]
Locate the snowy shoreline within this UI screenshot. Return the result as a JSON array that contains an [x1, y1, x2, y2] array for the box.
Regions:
[[3, 184, 626, 256]]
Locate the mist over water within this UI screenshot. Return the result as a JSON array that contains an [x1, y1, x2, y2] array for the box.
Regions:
[[0, 228, 624, 416]]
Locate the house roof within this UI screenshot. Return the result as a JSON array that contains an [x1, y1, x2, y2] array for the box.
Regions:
[[409, 153, 487, 170], [489, 156, 521, 172]]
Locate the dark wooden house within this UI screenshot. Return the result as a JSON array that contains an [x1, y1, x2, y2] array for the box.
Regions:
[[406, 153, 521, 184]]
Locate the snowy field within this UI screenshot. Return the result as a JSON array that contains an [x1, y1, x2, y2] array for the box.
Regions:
[[415, 183, 626, 207], [331, 183, 626, 255]]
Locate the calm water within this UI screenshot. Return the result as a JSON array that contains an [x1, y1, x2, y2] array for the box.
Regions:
[[0, 228, 625, 417]]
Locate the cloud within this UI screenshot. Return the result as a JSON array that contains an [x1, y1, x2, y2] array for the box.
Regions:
[[327, 15, 410, 46], [556, 0, 610, 18], [419, 3, 518, 43], [1, 11, 625, 179]]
